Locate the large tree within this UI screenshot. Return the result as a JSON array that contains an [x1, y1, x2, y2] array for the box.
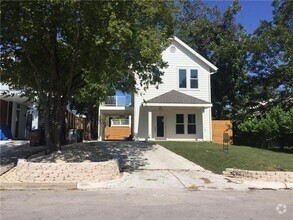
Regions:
[[1, 0, 175, 152], [176, 0, 250, 121], [247, 0, 293, 115]]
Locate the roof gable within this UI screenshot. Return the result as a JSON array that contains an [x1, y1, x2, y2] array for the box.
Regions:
[[147, 90, 210, 105], [173, 37, 218, 73]]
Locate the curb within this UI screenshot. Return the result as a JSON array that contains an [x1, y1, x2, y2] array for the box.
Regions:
[[0, 182, 77, 190], [0, 164, 15, 176], [77, 173, 126, 190]]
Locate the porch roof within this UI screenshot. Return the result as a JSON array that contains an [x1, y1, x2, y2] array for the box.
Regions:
[[144, 90, 212, 107]]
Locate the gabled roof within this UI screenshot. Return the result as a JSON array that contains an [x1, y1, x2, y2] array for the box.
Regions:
[[173, 37, 218, 73], [145, 90, 211, 107]]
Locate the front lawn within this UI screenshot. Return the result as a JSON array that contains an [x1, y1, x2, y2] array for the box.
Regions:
[[156, 142, 293, 174]]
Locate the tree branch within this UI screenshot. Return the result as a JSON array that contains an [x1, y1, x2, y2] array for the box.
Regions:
[[24, 50, 43, 94]]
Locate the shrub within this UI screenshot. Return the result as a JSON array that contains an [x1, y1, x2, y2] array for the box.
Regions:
[[238, 107, 293, 149]]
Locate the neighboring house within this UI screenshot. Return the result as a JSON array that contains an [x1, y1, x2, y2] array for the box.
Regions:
[[98, 37, 218, 141], [0, 83, 37, 140]]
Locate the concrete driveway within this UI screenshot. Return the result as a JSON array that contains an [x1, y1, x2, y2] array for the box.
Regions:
[[79, 142, 290, 191], [97, 141, 204, 171]]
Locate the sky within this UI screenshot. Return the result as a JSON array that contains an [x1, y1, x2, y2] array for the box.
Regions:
[[205, 0, 274, 34], [117, 1, 275, 97]]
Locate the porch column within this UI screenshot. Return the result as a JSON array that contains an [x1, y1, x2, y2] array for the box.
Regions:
[[98, 109, 102, 141], [202, 108, 206, 141], [148, 110, 152, 140], [128, 115, 131, 128]]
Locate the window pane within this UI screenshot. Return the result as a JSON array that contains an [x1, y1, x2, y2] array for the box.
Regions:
[[188, 114, 196, 123], [176, 125, 184, 134], [190, 79, 198, 88], [190, 70, 198, 78], [176, 114, 184, 123], [179, 69, 186, 88], [188, 125, 196, 134]]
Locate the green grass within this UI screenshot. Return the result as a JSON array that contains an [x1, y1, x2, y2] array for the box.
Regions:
[[155, 141, 293, 174]]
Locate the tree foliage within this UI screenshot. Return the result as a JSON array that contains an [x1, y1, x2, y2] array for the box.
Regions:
[[176, 0, 250, 121], [238, 107, 293, 148], [1, 0, 175, 152], [247, 0, 293, 115]]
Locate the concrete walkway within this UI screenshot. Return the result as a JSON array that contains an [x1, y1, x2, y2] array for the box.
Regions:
[[0, 141, 292, 191]]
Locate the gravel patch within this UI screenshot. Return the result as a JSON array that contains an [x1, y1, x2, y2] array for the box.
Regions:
[[29, 142, 111, 163]]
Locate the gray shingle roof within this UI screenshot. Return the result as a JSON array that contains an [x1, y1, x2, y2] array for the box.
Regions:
[[147, 90, 211, 105]]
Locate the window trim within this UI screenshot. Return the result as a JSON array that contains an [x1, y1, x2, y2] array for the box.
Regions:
[[179, 69, 187, 88], [190, 69, 198, 89], [177, 67, 199, 90]]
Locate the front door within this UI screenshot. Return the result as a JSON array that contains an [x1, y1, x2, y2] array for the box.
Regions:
[[157, 116, 164, 137]]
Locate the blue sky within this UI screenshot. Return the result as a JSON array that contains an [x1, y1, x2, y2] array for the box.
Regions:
[[117, 1, 274, 97], [205, 0, 274, 33]]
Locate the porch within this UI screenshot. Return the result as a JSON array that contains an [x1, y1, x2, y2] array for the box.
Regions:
[[135, 90, 213, 141], [137, 106, 211, 141], [98, 95, 134, 141]]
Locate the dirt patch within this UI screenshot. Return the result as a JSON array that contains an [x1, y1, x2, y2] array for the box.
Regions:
[[188, 185, 200, 191], [145, 178, 158, 181], [28, 142, 111, 163], [224, 187, 234, 191], [200, 177, 212, 184], [207, 187, 217, 189]]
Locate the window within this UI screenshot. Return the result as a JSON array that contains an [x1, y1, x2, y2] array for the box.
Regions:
[[179, 69, 187, 88], [176, 114, 184, 134], [188, 114, 196, 134], [178, 68, 198, 89], [190, 70, 198, 88]]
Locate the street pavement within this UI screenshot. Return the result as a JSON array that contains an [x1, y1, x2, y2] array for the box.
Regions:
[[0, 189, 292, 220], [0, 140, 45, 175]]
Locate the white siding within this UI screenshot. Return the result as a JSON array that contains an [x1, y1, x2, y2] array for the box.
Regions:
[[133, 39, 213, 141], [135, 40, 212, 102], [202, 107, 212, 141], [153, 108, 203, 140], [18, 104, 28, 139]]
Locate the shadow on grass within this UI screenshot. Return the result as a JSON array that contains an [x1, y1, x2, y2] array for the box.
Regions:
[[267, 147, 293, 154]]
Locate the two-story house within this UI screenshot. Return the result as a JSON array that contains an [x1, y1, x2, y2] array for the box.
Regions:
[[98, 37, 217, 142]]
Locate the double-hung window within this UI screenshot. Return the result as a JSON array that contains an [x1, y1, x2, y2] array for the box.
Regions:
[[179, 69, 187, 88], [178, 69, 198, 89], [190, 70, 198, 88], [176, 114, 184, 134], [188, 114, 196, 134]]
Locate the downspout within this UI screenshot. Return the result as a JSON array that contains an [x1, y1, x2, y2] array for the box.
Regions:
[[209, 70, 217, 142]]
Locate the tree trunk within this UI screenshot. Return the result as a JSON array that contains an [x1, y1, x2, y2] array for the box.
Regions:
[[41, 97, 67, 153], [53, 98, 66, 151], [42, 106, 54, 153]]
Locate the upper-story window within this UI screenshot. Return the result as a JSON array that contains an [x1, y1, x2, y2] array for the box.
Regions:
[[190, 70, 198, 88], [178, 68, 198, 89], [179, 69, 187, 88]]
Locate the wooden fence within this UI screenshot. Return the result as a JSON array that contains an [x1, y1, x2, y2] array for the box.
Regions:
[[66, 111, 85, 130], [105, 126, 131, 140], [212, 120, 233, 144]]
